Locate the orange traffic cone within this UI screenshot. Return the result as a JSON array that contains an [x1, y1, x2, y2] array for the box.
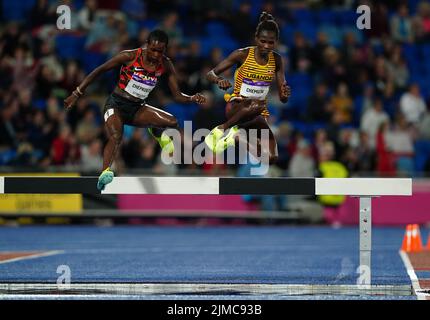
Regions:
[[411, 224, 423, 252], [401, 224, 424, 252], [401, 224, 413, 252]]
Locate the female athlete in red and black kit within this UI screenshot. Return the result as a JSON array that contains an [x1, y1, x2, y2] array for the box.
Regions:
[[205, 12, 291, 165], [64, 30, 206, 190]]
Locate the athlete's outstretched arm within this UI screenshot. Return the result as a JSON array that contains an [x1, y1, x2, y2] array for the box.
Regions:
[[207, 49, 247, 90], [165, 58, 206, 105], [274, 53, 291, 104], [64, 50, 136, 109]]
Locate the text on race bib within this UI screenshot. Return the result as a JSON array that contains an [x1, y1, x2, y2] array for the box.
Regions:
[[239, 78, 270, 100], [124, 73, 157, 100]]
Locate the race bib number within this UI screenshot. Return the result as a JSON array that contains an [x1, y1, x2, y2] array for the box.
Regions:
[[124, 73, 157, 100], [239, 78, 270, 100]]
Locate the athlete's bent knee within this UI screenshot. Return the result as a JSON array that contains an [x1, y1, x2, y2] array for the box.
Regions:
[[166, 117, 178, 128]]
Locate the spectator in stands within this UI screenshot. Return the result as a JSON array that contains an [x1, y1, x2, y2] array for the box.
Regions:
[[382, 81, 398, 119], [288, 139, 315, 177], [50, 124, 72, 165], [371, 55, 391, 96], [184, 40, 205, 76], [6, 46, 38, 93], [340, 32, 359, 67], [355, 131, 376, 174], [391, 3, 415, 43], [289, 32, 313, 73], [360, 98, 390, 149], [27, 110, 51, 156], [329, 82, 353, 124], [366, 2, 390, 41], [387, 114, 416, 175], [85, 13, 121, 54], [80, 138, 103, 172], [317, 141, 348, 226], [311, 128, 328, 162], [360, 84, 375, 115], [75, 109, 101, 145], [337, 127, 359, 159], [230, 1, 254, 46], [60, 60, 85, 94], [1, 22, 22, 58], [400, 83, 427, 124], [418, 102, 430, 140], [39, 40, 64, 83], [321, 46, 347, 88], [157, 12, 183, 46], [35, 64, 57, 99], [386, 47, 409, 91], [0, 100, 19, 150], [274, 122, 292, 170], [77, 0, 100, 32], [413, 1, 430, 43], [139, 141, 158, 169], [193, 91, 222, 131], [306, 82, 331, 123], [29, 0, 56, 30], [375, 121, 396, 176], [312, 32, 330, 70], [122, 129, 144, 169], [188, 63, 215, 93]]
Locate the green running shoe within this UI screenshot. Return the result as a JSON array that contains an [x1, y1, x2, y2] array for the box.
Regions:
[[214, 125, 239, 153], [148, 128, 174, 154], [204, 126, 224, 152], [97, 167, 114, 191]]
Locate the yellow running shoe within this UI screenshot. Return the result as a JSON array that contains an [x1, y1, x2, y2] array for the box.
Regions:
[[204, 126, 224, 152], [97, 167, 114, 191], [148, 128, 174, 154], [214, 125, 239, 153]]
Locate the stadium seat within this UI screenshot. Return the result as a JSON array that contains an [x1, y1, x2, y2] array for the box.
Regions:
[[2, 1, 36, 22], [414, 140, 430, 174], [81, 51, 108, 74], [55, 34, 86, 60], [205, 22, 230, 37], [138, 19, 158, 30], [0, 150, 17, 165], [319, 24, 342, 47], [292, 9, 314, 25], [338, 10, 358, 26], [33, 99, 47, 110], [317, 10, 337, 25]]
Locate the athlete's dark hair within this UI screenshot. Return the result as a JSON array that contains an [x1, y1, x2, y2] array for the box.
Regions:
[[147, 29, 169, 46], [255, 12, 279, 40]]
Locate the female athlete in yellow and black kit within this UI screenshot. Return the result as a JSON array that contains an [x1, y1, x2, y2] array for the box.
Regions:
[[205, 12, 291, 164], [64, 30, 206, 190]]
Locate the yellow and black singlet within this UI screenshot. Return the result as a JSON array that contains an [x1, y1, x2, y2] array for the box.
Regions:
[[226, 47, 276, 117]]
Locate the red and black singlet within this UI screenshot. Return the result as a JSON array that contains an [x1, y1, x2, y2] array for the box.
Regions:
[[117, 48, 165, 100]]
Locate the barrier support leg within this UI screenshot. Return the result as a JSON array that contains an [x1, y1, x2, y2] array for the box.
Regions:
[[359, 196, 372, 286]]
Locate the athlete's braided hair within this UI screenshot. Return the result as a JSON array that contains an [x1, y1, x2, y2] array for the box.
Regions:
[[255, 12, 279, 40], [147, 29, 169, 46]]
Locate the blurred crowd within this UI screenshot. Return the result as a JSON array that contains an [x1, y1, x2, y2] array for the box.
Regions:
[[1, 0, 430, 181]]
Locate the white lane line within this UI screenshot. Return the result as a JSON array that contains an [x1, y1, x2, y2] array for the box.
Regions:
[[399, 251, 427, 300], [0, 250, 64, 265]]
